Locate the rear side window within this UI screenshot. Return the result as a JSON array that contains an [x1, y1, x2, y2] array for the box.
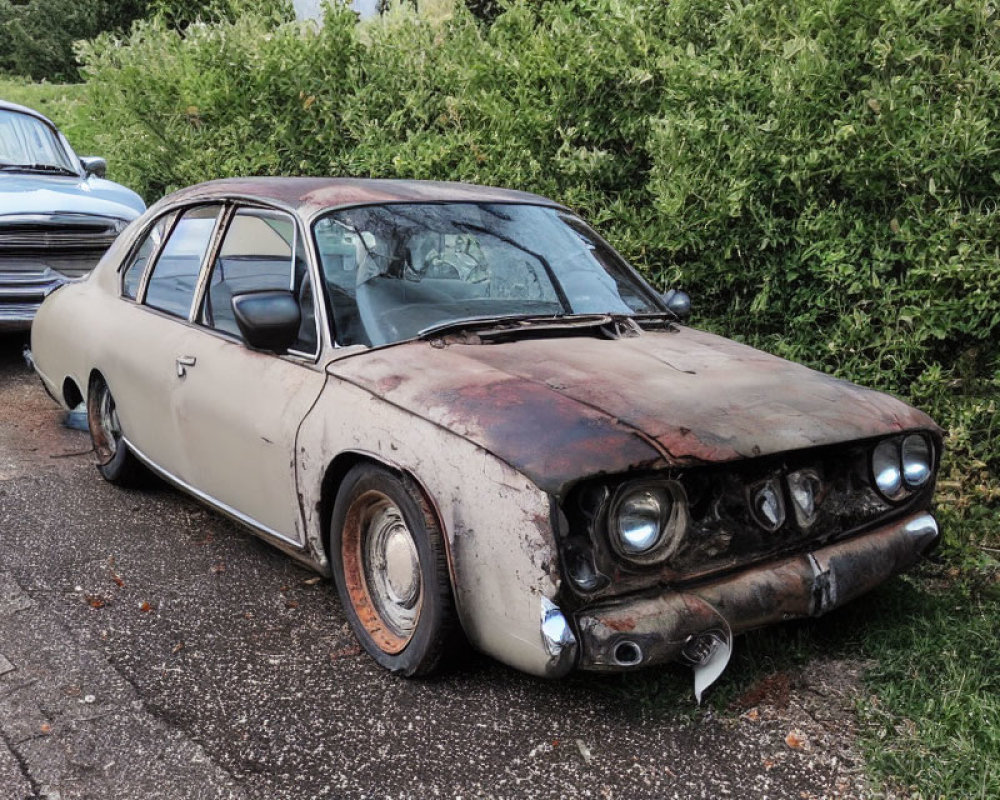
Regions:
[[121, 213, 175, 300], [201, 207, 317, 355], [144, 205, 222, 318]]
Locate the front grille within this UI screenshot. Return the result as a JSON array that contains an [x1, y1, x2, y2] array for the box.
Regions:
[[0, 224, 116, 244], [0, 214, 120, 278], [0, 249, 104, 277], [561, 438, 935, 601]]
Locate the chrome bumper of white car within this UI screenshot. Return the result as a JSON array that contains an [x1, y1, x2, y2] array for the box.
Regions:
[[0, 269, 68, 330]]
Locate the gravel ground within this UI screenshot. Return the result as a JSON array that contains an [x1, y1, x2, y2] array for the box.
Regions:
[[0, 332, 871, 799]]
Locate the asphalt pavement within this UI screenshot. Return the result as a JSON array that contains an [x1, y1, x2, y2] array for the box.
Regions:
[[0, 332, 870, 799]]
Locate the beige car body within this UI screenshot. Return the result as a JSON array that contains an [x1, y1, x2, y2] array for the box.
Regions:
[[31, 178, 943, 682]]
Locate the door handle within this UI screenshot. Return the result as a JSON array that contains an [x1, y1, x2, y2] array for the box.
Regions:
[[176, 356, 197, 378]]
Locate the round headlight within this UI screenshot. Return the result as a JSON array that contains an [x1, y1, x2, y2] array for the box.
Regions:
[[615, 489, 669, 554], [608, 481, 688, 563], [872, 439, 903, 499], [901, 434, 932, 488]]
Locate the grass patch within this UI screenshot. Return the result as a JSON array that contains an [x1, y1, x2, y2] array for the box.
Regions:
[[700, 560, 1000, 797], [604, 518, 999, 797], [0, 77, 114, 170], [858, 568, 1000, 798]]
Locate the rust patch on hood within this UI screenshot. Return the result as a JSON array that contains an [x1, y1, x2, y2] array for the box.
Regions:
[[328, 326, 938, 494]]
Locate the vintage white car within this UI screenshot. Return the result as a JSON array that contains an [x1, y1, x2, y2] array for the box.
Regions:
[[30, 178, 942, 693], [0, 100, 145, 330]]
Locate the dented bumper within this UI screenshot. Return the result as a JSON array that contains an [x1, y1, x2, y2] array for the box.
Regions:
[[572, 512, 939, 672]]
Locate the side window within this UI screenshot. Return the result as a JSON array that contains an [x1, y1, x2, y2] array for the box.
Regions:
[[121, 213, 175, 300], [144, 205, 222, 319], [201, 208, 317, 355]]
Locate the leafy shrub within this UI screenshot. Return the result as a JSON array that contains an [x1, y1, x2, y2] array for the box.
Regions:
[[0, 0, 152, 81], [79, 0, 999, 544]]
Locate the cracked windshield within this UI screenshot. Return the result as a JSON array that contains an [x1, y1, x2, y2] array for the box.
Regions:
[[313, 202, 663, 346]]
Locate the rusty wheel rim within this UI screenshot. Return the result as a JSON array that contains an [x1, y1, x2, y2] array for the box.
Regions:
[[90, 383, 121, 463], [342, 490, 422, 654]]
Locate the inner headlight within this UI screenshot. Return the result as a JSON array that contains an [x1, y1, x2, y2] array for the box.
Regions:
[[787, 469, 821, 528], [901, 434, 932, 488], [872, 438, 904, 499], [749, 478, 786, 531], [608, 481, 688, 563]]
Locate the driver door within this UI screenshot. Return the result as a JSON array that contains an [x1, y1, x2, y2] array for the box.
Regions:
[[169, 205, 327, 544]]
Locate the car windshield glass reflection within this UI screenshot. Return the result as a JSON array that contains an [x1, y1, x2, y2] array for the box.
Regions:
[[0, 110, 76, 173], [313, 203, 662, 347]]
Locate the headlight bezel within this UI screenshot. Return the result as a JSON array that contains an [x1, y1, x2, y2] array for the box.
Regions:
[[871, 432, 935, 503], [606, 480, 688, 565]]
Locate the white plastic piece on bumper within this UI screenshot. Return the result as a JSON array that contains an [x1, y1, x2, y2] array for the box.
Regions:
[[691, 627, 733, 705]]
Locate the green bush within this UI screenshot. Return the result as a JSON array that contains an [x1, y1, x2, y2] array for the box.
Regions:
[[79, 0, 999, 546], [0, 0, 152, 81]]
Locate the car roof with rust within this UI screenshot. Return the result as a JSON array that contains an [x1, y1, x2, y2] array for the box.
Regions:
[[159, 177, 566, 218]]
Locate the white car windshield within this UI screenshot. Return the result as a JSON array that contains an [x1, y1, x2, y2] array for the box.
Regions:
[[0, 110, 77, 174], [313, 203, 664, 347]]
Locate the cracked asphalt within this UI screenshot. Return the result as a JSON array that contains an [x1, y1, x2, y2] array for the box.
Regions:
[[0, 331, 871, 799]]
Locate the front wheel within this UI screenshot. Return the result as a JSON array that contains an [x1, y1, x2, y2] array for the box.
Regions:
[[329, 464, 455, 676], [87, 376, 144, 486]]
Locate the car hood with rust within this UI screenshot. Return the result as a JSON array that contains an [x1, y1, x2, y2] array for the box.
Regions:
[[328, 326, 938, 495], [0, 173, 145, 221]]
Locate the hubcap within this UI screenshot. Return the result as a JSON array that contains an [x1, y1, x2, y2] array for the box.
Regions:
[[343, 490, 423, 654], [90, 384, 121, 462]]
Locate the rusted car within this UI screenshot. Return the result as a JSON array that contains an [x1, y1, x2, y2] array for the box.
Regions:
[[0, 100, 145, 330], [29, 178, 941, 693]]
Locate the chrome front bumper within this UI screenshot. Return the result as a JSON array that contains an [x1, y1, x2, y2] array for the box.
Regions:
[[571, 512, 939, 671], [0, 269, 67, 331]]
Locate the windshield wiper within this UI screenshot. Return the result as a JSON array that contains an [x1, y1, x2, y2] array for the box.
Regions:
[[630, 310, 681, 325], [418, 313, 614, 339], [0, 163, 78, 176]]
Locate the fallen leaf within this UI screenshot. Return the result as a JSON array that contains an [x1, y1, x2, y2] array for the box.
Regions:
[[210, 562, 226, 574], [285, 600, 300, 609], [303, 576, 322, 586], [85, 595, 106, 609], [40, 723, 51, 734], [785, 730, 807, 749], [139, 601, 153, 613], [171, 641, 185, 654], [110, 573, 125, 588]]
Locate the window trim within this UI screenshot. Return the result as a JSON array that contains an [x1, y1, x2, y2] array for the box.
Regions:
[[192, 202, 323, 362], [118, 209, 178, 302]]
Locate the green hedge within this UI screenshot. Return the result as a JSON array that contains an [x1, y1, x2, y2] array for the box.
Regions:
[[79, 0, 999, 545], [0, 0, 152, 81]]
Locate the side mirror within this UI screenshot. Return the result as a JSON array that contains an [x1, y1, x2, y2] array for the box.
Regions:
[[662, 288, 691, 321], [80, 156, 107, 178], [232, 290, 301, 353]]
